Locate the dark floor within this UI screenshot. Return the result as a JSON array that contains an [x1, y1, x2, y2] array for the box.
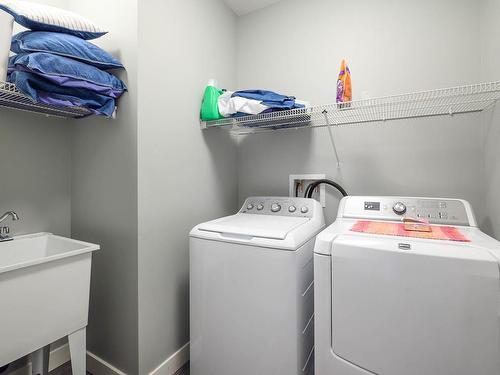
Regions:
[[174, 362, 190, 375], [48, 362, 90, 375], [49, 361, 189, 375]]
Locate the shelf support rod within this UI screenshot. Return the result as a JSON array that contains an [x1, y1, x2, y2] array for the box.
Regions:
[[323, 110, 341, 168]]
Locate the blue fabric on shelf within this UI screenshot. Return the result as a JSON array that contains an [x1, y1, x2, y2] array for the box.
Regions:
[[11, 32, 124, 70], [230, 90, 310, 129], [9, 70, 116, 117], [9, 53, 127, 95], [232, 90, 305, 111]]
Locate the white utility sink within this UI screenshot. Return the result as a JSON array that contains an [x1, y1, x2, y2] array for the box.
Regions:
[[0, 233, 99, 375]]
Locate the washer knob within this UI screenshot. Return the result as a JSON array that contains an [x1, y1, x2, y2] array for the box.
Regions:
[[393, 202, 407, 215], [257, 204, 264, 211], [246, 204, 254, 210], [301, 206, 309, 214], [288, 205, 297, 213], [271, 203, 281, 212]]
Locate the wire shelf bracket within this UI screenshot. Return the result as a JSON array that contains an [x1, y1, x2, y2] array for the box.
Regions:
[[0, 81, 92, 119], [322, 109, 341, 168]]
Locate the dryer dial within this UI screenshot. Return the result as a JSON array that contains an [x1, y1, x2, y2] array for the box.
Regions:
[[393, 202, 407, 215]]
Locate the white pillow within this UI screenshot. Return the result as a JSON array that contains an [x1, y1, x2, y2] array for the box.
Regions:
[[0, 0, 107, 40]]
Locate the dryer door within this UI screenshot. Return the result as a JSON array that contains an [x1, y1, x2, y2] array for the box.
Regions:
[[331, 234, 500, 375]]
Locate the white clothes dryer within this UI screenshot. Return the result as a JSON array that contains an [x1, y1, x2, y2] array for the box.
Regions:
[[314, 196, 500, 375]]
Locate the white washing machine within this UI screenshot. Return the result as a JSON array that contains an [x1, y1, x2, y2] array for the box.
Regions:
[[314, 196, 500, 375], [190, 196, 325, 375]]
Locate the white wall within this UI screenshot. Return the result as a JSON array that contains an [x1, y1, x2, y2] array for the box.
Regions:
[[236, 0, 487, 226], [137, 0, 238, 373], [68, 0, 139, 373], [480, 0, 500, 238]]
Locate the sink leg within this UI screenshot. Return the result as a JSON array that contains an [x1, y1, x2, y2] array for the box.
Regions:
[[68, 328, 86, 375], [31, 345, 50, 375]]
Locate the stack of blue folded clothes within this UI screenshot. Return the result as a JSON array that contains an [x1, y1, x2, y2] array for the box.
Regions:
[[7, 31, 126, 117]]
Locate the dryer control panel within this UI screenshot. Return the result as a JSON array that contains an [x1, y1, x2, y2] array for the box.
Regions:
[[240, 196, 319, 218], [339, 196, 476, 227]]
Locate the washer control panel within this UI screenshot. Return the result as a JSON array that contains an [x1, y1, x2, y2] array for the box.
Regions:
[[240, 197, 316, 218], [341, 196, 475, 226]]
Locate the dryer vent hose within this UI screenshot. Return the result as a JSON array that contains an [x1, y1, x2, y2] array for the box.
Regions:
[[305, 179, 348, 199]]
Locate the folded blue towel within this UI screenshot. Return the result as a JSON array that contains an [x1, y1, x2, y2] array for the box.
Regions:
[[11, 31, 124, 70], [9, 53, 126, 96], [9, 70, 116, 117], [232, 90, 305, 111], [8, 52, 127, 117]]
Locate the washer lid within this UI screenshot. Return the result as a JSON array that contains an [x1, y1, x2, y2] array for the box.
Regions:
[[197, 213, 309, 240]]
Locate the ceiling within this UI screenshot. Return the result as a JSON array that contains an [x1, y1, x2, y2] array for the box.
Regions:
[[223, 0, 284, 16]]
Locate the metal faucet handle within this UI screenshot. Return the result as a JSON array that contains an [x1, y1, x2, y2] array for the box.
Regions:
[[0, 212, 18, 242], [0, 226, 12, 242], [0, 211, 19, 223]]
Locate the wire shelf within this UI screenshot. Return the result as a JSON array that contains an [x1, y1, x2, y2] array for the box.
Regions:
[[0, 81, 92, 119], [200, 81, 500, 135]]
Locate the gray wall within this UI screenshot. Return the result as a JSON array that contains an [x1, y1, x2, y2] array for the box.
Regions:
[[236, 0, 487, 227], [68, 0, 139, 373], [0, 113, 71, 236], [137, 0, 238, 373], [481, 0, 500, 238]]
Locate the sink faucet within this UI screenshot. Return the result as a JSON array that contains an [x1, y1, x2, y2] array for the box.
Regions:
[[0, 211, 20, 242]]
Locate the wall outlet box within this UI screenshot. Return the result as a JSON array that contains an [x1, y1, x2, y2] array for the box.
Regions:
[[289, 174, 326, 207]]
